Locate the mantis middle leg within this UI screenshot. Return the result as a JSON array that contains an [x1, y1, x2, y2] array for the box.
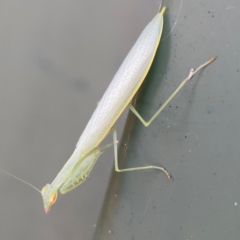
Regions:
[[111, 127, 171, 179]]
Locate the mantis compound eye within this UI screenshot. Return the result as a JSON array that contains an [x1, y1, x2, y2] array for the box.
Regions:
[[41, 184, 58, 213], [49, 193, 57, 204]]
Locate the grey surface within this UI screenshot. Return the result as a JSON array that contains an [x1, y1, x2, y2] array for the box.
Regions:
[[0, 0, 239, 240], [94, 0, 240, 240]]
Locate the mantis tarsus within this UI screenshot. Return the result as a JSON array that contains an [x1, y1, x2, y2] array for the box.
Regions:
[[1, 6, 216, 213]]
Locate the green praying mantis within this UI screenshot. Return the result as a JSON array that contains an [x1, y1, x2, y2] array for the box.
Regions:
[[1, 6, 215, 213]]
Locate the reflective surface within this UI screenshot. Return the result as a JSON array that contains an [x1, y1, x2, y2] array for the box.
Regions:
[[94, 1, 240, 240]]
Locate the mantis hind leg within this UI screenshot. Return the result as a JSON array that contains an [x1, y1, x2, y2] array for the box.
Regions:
[[129, 57, 216, 127], [111, 127, 171, 179]]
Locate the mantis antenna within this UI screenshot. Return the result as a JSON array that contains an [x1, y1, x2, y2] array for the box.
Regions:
[[0, 167, 41, 193]]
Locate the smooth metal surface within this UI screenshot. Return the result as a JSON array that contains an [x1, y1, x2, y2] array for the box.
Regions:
[[94, 1, 240, 240]]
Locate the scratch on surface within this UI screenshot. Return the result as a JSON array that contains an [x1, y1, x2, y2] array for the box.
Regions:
[[143, 196, 151, 216], [226, 6, 235, 10], [186, 132, 199, 140], [194, 133, 199, 140]]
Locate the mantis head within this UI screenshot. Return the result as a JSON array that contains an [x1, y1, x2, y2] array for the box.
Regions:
[[41, 184, 58, 213]]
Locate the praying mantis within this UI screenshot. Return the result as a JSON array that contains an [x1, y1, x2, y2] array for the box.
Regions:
[[1, 6, 215, 213]]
